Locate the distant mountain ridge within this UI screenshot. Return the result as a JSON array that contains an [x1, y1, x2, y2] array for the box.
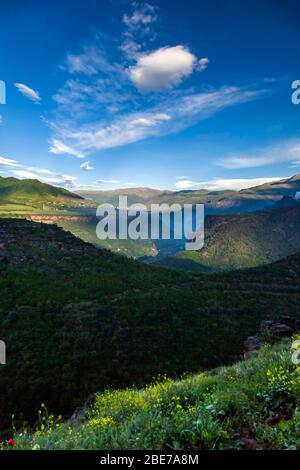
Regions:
[[76, 187, 169, 206], [77, 174, 300, 214]]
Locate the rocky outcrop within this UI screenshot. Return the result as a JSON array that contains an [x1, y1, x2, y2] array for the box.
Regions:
[[244, 315, 299, 357], [244, 336, 262, 358], [261, 316, 299, 338]]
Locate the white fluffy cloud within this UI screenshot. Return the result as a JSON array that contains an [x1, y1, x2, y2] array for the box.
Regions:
[[49, 139, 84, 158], [175, 177, 287, 192], [199, 57, 209, 72], [128, 45, 197, 92], [27, 167, 52, 174], [80, 161, 95, 171], [14, 83, 41, 103], [130, 113, 170, 127]]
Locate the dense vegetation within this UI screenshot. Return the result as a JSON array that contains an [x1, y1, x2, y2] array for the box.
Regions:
[[9, 340, 300, 450], [1, 219, 300, 432], [159, 205, 300, 272], [55, 215, 158, 258]]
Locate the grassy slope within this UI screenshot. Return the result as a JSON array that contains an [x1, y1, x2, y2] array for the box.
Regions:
[[0, 177, 94, 213], [158, 205, 300, 272], [13, 340, 300, 450], [0, 219, 300, 430]]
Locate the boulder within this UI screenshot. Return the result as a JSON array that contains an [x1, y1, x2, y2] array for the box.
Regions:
[[244, 336, 262, 353], [69, 407, 87, 427], [244, 336, 262, 359], [269, 323, 294, 338], [278, 316, 296, 330], [261, 319, 295, 338]]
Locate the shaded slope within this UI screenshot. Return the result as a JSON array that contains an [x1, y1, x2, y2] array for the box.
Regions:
[[158, 205, 300, 272], [0, 219, 299, 428]]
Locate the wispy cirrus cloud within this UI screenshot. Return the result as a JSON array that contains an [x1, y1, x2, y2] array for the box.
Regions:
[[175, 177, 287, 192], [45, 2, 267, 162], [26, 167, 53, 174], [49, 85, 265, 155], [14, 83, 41, 103], [218, 139, 300, 169], [0, 155, 81, 189], [123, 2, 157, 30], [0, 155, 22, 167], [96, 179, 121, 185], [63, 45, 123, 77], [121, 2, 157, 60], [12, 169, 78, 187], [49, 139, 85, 158]]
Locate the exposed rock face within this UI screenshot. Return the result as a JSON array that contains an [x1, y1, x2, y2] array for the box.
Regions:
[[69, 407, 87, 428], [269, 323, 294, 338], [261, 316, 296, 338], [244, 336, 262, 353], [244, 316, 298, 356], [244, 336, 262, 358]]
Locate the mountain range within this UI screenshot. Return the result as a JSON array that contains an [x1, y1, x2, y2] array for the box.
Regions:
[[77, 174, 300, 213], [1, 174, 300, 270]]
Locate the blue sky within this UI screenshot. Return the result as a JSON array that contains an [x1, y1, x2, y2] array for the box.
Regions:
[[1, 0, 300, 191]]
